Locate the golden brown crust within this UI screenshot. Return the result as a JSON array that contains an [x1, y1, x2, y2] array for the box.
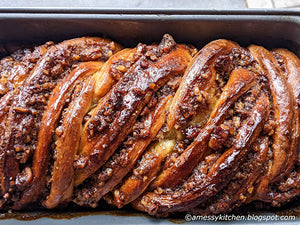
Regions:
[[74, 35, 193, 186], [167, 39, 240, 130], [0, 35, 300, 217], [0, 37, 121, 210], [133, 92, 270, 215], [152, 68, 257, 189], [74, 96, 172, 207], [273, 49, 300, 166], [42, 64, 100, 209], [249, 46, 297, 201]]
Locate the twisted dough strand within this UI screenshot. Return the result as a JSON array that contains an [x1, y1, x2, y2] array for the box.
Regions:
[[0, 35, 299, 218]]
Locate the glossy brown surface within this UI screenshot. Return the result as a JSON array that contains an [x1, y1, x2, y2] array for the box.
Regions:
[[75, 96, 172, 207], [0, 34, 300, 218], [74, 34, 192, 186], [42, 62, 102, 209], [152, 68, 257, 189], [0, 37, 121, 210]]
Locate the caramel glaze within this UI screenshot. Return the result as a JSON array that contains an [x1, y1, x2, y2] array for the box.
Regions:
[[0, 43, 53, 171], [75, 95, 172, 207], [44, 47, 139, 209], [273, 49, 300, 166], [93, 48, 138, 100], [107, 96, 174, 208], [74, 34, 193, 186], [151, 41, 258, 190], [152, 68, 256, 189], [132, 69, 270, 216], [71, 47, 144, 207], [41, 62, 102, 209], [167, 39, 240, 130], [0, 42, 53, 98], [0, 37, 122, 210], [0, 35, 300, 218], [249, 46, 296, 182], [249, 46, 299, 205], [243, 47, 300, 208], [132, 42, 300, 216]]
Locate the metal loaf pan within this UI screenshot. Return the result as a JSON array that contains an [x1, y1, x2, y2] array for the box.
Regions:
[[0, 8, 299, 225], [0, 8, 299, 53]]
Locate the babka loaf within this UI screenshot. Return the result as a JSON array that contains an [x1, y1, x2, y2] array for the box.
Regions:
[[0, 34, 299, 217]]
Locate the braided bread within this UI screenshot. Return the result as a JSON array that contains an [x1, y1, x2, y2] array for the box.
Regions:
[[0, 34, 299, 218]]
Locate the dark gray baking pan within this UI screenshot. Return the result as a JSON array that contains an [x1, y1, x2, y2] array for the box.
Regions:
[[0, 8, 299, 225], [0, 8, 299, 54]]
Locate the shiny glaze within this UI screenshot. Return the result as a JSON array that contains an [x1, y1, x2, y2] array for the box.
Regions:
[[249, 45, 297, 199], [133, 92, 269, 215], [150, 41, 257, 191], [75, 96, 172, 207], [0, 37, 121, 210], [42, 69, 98, 209], [274, 49, 300, 166], [193, 136, 270, 215], [167, 39, 240, 130], [0, 43, 52, 98], [152, 68, 257, 189], [0, 44, 53, 203], [0, 35, 300, 217], [249, 48, 300, 206], [30, 62, 103, 210], [74, 34, 192, 186], [109, 123, 175, 208], [93, 48, 138, 99]]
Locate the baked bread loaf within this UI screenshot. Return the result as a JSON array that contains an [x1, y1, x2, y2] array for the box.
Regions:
[[0, 34, 299, 217]]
